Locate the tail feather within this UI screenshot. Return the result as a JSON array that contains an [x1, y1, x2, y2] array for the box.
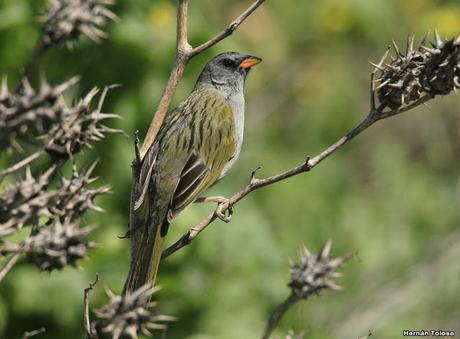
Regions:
[[123, 221, 166, 294]]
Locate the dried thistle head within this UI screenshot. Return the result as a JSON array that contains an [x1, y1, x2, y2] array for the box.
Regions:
[[27, 219, 94, 271], [0, 218, 95, 271], [0, 166, 57, 236], [0, 162, 110, 235], [0, 76, 122, 156], [289, 240, 352, 298], [421, 36, 460, 95], [0, 76, 79, 149], [52, 162, 111, 221], [94, 285, 175, 339], [42, 0, 118, 46], [43, 86, 123, 158], [373, 31, 460, 114], [27, 219, 95, 271]]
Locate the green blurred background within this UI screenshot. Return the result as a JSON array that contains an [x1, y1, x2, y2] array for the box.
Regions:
[[1, 0, 460, 338]]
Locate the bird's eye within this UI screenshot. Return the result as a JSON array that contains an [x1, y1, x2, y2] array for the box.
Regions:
[[221, 58, 234, 68]]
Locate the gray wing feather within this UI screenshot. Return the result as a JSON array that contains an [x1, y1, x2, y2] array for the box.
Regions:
[[167, 153, 208, 222]]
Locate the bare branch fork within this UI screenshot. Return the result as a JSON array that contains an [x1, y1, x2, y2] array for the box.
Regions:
[[138, 0, 266, 158], [162, 33, 460, 258]]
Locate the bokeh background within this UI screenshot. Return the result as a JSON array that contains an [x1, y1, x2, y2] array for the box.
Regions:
[[1, 0, 460, 338]]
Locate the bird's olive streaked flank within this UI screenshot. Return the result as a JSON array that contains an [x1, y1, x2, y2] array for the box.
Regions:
[[124, 52, 261, 293]]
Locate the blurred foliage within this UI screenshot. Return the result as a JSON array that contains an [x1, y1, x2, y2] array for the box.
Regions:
[[1, 0, 460, 338]]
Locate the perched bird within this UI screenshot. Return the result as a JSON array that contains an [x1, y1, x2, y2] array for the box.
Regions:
[[124, 52, 262, 293]]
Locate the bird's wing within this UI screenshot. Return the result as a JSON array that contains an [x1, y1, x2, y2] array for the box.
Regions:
[[166, 89, 237, 221]]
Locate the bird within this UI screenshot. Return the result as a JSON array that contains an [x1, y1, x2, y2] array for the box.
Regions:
[[124, 51, 262, 293]]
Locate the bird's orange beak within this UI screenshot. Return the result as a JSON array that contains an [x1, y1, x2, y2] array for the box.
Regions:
[[239, 56, 262, 69]]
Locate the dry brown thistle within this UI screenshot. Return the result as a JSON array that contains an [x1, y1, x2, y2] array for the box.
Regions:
[[92, 285, 175, 339], [42, 0, 118, 46], [371, 31, 460, 118]]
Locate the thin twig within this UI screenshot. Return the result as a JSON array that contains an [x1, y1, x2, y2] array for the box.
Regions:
[[139, 0, 265, 158], [0, 150, 46, 180], [190, 0, 266, 57], [262, 293, 300, 339], [0, 253, 22, 283], [84, 273, 100, 339], [22, 326, 46, 339]]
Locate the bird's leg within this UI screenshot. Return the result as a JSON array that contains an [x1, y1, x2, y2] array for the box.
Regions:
[[215, 199, 234, 223]]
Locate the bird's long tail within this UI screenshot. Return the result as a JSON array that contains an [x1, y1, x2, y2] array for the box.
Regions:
[[123, 221, 167, 294]]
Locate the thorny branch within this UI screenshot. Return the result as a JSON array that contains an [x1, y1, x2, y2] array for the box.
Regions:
[[16, 0, 117, 92], [162, 32, 460, 259], [0, 0, 118, 281]]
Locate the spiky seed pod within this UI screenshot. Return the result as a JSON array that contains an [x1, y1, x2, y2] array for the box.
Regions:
[[27, 219, 95, 271], [0, 76, 79, 149], [376, 39, 425, 110], [289, 240, 351, 298], [421, 38, 460, 95], [0, 162, 110, 236], [43, 86, 123, 158], [94, 285, 175, 339], [51, 162, 111, 221], [0, 218, 95, 271], [42, 0, 118, 46], [374, 32, 460, 112], [0, 166, 56, 236]]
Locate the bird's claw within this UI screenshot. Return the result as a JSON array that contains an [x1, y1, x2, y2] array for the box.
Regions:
[[215, 200, 233, 223]]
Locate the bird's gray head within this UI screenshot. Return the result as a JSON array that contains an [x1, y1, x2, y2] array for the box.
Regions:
[[195, 52, 262, 93]]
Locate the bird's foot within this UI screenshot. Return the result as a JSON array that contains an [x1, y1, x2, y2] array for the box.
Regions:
[[196, 196, 233, 222], [215, 198, 234, 223]]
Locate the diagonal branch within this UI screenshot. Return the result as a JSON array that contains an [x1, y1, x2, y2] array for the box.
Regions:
[[138, 0, 191, 159], [0, 253, 22, 283], [190, 0, 266, 57], [0, 150, 46, 180], [161, 113, 377, 259]]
